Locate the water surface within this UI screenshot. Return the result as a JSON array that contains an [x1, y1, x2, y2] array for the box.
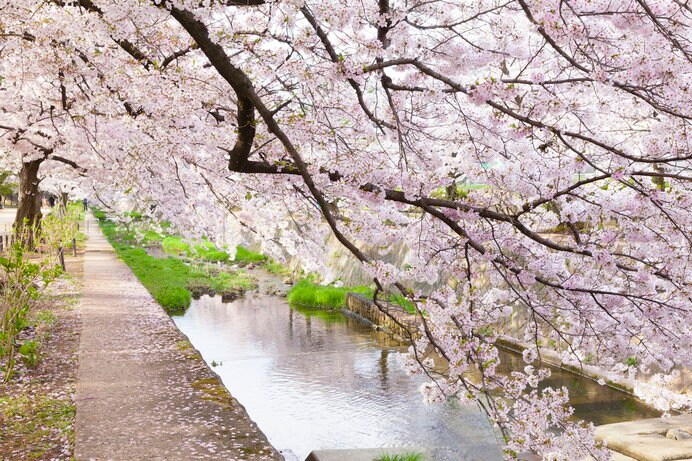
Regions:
[[173, 294, 657, 460]]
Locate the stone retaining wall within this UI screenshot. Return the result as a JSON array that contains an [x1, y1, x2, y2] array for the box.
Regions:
[[344, 293, 419, 341], [344, 292, 692, 407]]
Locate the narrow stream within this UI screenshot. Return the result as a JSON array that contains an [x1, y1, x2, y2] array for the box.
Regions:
[[172, 293, 658, 461]]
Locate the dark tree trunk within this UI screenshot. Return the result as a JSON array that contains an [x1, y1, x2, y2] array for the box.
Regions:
[[14, 158, 44, 246]]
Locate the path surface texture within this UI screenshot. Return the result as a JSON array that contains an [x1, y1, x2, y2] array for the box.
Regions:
[[74, 218, 281, 461]]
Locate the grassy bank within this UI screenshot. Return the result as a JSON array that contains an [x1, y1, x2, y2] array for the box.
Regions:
[[161, 236, 230, 263], [93, 209, 413, 314], [287, 280, 415, 313], [96, 217, 256, 312]]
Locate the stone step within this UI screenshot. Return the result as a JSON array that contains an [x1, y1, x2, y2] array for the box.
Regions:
[[595, 414, 692, 461]]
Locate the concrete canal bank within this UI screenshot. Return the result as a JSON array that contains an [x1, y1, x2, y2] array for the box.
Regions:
[[74, 223, 280, 460]]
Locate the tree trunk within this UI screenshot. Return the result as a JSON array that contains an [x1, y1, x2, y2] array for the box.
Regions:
[[14, 158, 44, 246]]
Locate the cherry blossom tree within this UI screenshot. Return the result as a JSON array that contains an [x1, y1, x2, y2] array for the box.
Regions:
[[2, 0, 690, 459]]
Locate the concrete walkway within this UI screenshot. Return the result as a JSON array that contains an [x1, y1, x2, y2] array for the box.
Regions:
[[0, 207, 16, 233], [74, 218, 281, 460]]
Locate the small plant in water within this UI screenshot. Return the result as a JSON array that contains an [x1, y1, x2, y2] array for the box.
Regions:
[[373, 452, 424, 461], [210, 360, 222, 367]]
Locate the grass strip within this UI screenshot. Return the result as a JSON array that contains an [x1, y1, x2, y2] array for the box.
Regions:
[[97, 218, 255, 312], [287, 280, 415, 313]]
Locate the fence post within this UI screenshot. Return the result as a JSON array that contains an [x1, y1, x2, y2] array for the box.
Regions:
[[72, 238, 77, 256], [58, 247, 66, 271]]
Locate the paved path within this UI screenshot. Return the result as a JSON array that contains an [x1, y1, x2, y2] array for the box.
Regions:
[[0, 208, 15, 233], [74, 216, 281, 461]]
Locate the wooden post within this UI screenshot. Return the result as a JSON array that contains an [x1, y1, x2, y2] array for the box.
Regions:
[[0, 235, 4, 253], [58, 247, 66, 271], [72, 238, 77, 256]]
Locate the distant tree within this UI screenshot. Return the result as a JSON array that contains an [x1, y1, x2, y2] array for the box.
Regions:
[[0, 171, 17, 208]]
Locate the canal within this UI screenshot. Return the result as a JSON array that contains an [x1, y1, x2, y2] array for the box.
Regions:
[[172, 293, 658, 461]]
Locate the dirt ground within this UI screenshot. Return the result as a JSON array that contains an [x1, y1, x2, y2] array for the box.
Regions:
[[0, 251, 84, 461]]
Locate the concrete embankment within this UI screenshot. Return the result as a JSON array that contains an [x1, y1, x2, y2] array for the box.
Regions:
[[74, 219, 281, 460], [344, 293, 419, 340]]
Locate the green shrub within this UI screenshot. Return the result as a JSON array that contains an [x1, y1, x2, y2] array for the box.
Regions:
[[0, 242, 59, 380]]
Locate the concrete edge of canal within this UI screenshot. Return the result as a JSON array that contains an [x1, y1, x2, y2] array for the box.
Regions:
[[74, 218, 283, 460], [305, 448, 430, 461]]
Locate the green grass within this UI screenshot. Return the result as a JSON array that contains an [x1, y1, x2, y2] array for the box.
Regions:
[[287, 280, 373, 309], [98, 217, 255, 312], [388, 294, 415, 312], [117, 246, 193, 310], [373, 453, 424, 461], [0, 395, 75, 460], [287, 279, 417, 313], [263, 259, 292, 277], [92, 209, 107, 220], [234, 245, 267, 264], [194, 241, 229, 263], [161, 236, 231, 263], [161, 235, 191, 255], [95, 210, 416, 314], [141, 230, 164, 245], [187, 269, 256, 296]]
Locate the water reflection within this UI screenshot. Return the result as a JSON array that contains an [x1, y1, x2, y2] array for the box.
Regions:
[[172, 294, 658, 461]]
